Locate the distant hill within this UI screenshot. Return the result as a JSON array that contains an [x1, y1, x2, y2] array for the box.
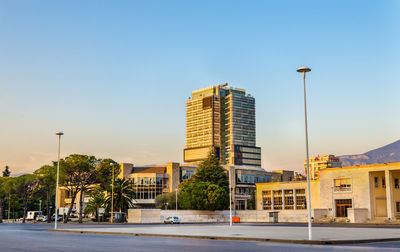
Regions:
[[339, 140, 400, 167]]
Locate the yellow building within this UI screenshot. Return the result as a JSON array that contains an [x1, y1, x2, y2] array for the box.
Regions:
[[256, 162, 400, 222], [124, 162, 197, 208], [184, 83, 261, 167], [305, 154, 342, 180]]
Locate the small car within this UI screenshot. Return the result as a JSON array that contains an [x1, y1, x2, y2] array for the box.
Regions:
[[164, 216, 180, 224], [51, 215, 63, 221]]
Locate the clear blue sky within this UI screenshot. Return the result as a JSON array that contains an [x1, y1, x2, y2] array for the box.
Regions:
[[0, 0, 399, 174]]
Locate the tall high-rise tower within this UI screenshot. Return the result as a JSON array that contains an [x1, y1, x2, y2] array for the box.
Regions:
[[184, 83, 261, 167]]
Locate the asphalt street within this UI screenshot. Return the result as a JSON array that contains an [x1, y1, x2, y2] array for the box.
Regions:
[[1, 223, 400, 251]]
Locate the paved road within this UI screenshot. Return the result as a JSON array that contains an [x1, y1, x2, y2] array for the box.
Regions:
[[1, 223, 400, 251]]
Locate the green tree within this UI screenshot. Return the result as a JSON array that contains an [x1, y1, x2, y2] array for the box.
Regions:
[[96, 159, 121, 189], [0, 177, 10, 223], [34, 165, 56, 223], [191, 151, 229, 188], [105, 178, 134, 216], [247, 189, 256, 210], [178, 151, 229, 210], [155, 192, 176, 210], [84, 186, 106, 223], [59, 155, 119, 223], [12, 174, 36, 223], [8, 194, 19, 220], [2, 166, 10, 177], [60, 154, 99, 223]]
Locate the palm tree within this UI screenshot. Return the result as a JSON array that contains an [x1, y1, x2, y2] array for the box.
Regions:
[[106, 178, 134, 218], [84, 186, 106, 223]]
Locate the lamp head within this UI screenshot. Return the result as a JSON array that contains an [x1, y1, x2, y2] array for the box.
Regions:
[[297, 66, 311, 73], [56, 132, 64, 136]]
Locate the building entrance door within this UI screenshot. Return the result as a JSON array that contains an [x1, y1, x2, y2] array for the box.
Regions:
[[335, 199, 352, 217], [375, 198, 387, 217]]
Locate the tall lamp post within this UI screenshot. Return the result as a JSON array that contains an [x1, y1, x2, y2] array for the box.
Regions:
[[229, 166, 232, 227], [8, 191, 10, 223], [297, 66, 312, 240], [175, 188, 178, 211], [55, 131, 64, 230], [226, 148, 233, 227], [110, 162, 115, 224]]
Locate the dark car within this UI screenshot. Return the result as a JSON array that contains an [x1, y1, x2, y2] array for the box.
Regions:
[[51, 215, 63, 222]]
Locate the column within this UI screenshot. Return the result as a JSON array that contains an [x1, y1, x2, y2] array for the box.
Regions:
[[293, 189, 297, 210], [385, 170, 394, 220], [282, 190, 285, 210], [271, 190, 274, 210]]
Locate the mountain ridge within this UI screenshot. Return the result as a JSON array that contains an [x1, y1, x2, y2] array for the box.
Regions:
[[339, 139, 400, 166]]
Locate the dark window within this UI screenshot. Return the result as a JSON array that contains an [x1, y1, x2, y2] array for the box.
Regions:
[[374, 177, 379, 188], [335, 199, 352, 217], [395, 178, 399, 189], [382, 177, 386, 188], [202, 97, 213, 109]]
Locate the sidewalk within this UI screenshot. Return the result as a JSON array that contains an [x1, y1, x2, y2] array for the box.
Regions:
[[50, 224, 400, 244]]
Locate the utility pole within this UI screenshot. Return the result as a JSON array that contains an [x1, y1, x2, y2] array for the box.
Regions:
[[110, 163, 114, 224], [8, 191, 11, 223], [297, 66, 312, 240], [175, 188, 178, 211], [55, 131, 64, 230]]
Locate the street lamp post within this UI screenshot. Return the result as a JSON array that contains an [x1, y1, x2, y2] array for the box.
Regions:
[[110, 163, 115, 224], [229, 166, 232, 227], [55, 131, 64, 230], [175, 188, 178, 211], [297, 66, 312, 240], [8, 191, 10, 223], [225, 148, 233, 227]]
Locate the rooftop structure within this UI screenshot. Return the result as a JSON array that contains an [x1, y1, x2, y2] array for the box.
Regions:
[[305, 154, 342, 180]]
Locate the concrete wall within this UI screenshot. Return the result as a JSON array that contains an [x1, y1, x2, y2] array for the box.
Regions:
[[127, 209, 309, 223], [348, 208, 369, 223], [128, 209, 161, 223], [160, 210, 230, 223], [312, 208, 329, 220]]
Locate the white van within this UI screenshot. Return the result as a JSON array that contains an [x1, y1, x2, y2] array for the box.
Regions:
[[26, 211, 43, 221]]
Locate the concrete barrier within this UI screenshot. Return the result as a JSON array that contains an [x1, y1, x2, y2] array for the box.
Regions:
[[128, 209, 312, 223], [128, 209, 161, 223], [348, 208, 369, 223]]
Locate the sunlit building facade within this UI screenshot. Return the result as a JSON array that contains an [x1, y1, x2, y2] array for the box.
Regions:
[[305, 154, 342, 180], [256, 162, 400, 223], [184, 83, 261, 167], [119, 163, 197, 208]]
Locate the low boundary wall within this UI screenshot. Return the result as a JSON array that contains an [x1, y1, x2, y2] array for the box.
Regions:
[[128, 209, 310, 223]]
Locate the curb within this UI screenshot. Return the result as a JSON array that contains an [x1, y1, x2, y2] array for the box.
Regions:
[[48, 229, 400, 245]]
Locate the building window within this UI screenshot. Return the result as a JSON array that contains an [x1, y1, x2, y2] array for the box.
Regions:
[[334, 178, 352, 192], [273, 190, 282, 210], [262, 191, 272, 210], [395, 178, 399, 189], [335, 199, 352, 217], [296, 189, 306, 209], [396, 202, 400, 213], [284, 190, 294, 210], [382, 177, 386, 188], [374, 177, 379, 188]]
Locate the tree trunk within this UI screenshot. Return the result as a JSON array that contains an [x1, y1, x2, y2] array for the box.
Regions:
[[0, 198, 3, 223], [64, 189, 78, 223], [97, 208, 100, 223], [46, 189, 51, 223], [78, 189, 83, 223], [22, 197, 28, 223]]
